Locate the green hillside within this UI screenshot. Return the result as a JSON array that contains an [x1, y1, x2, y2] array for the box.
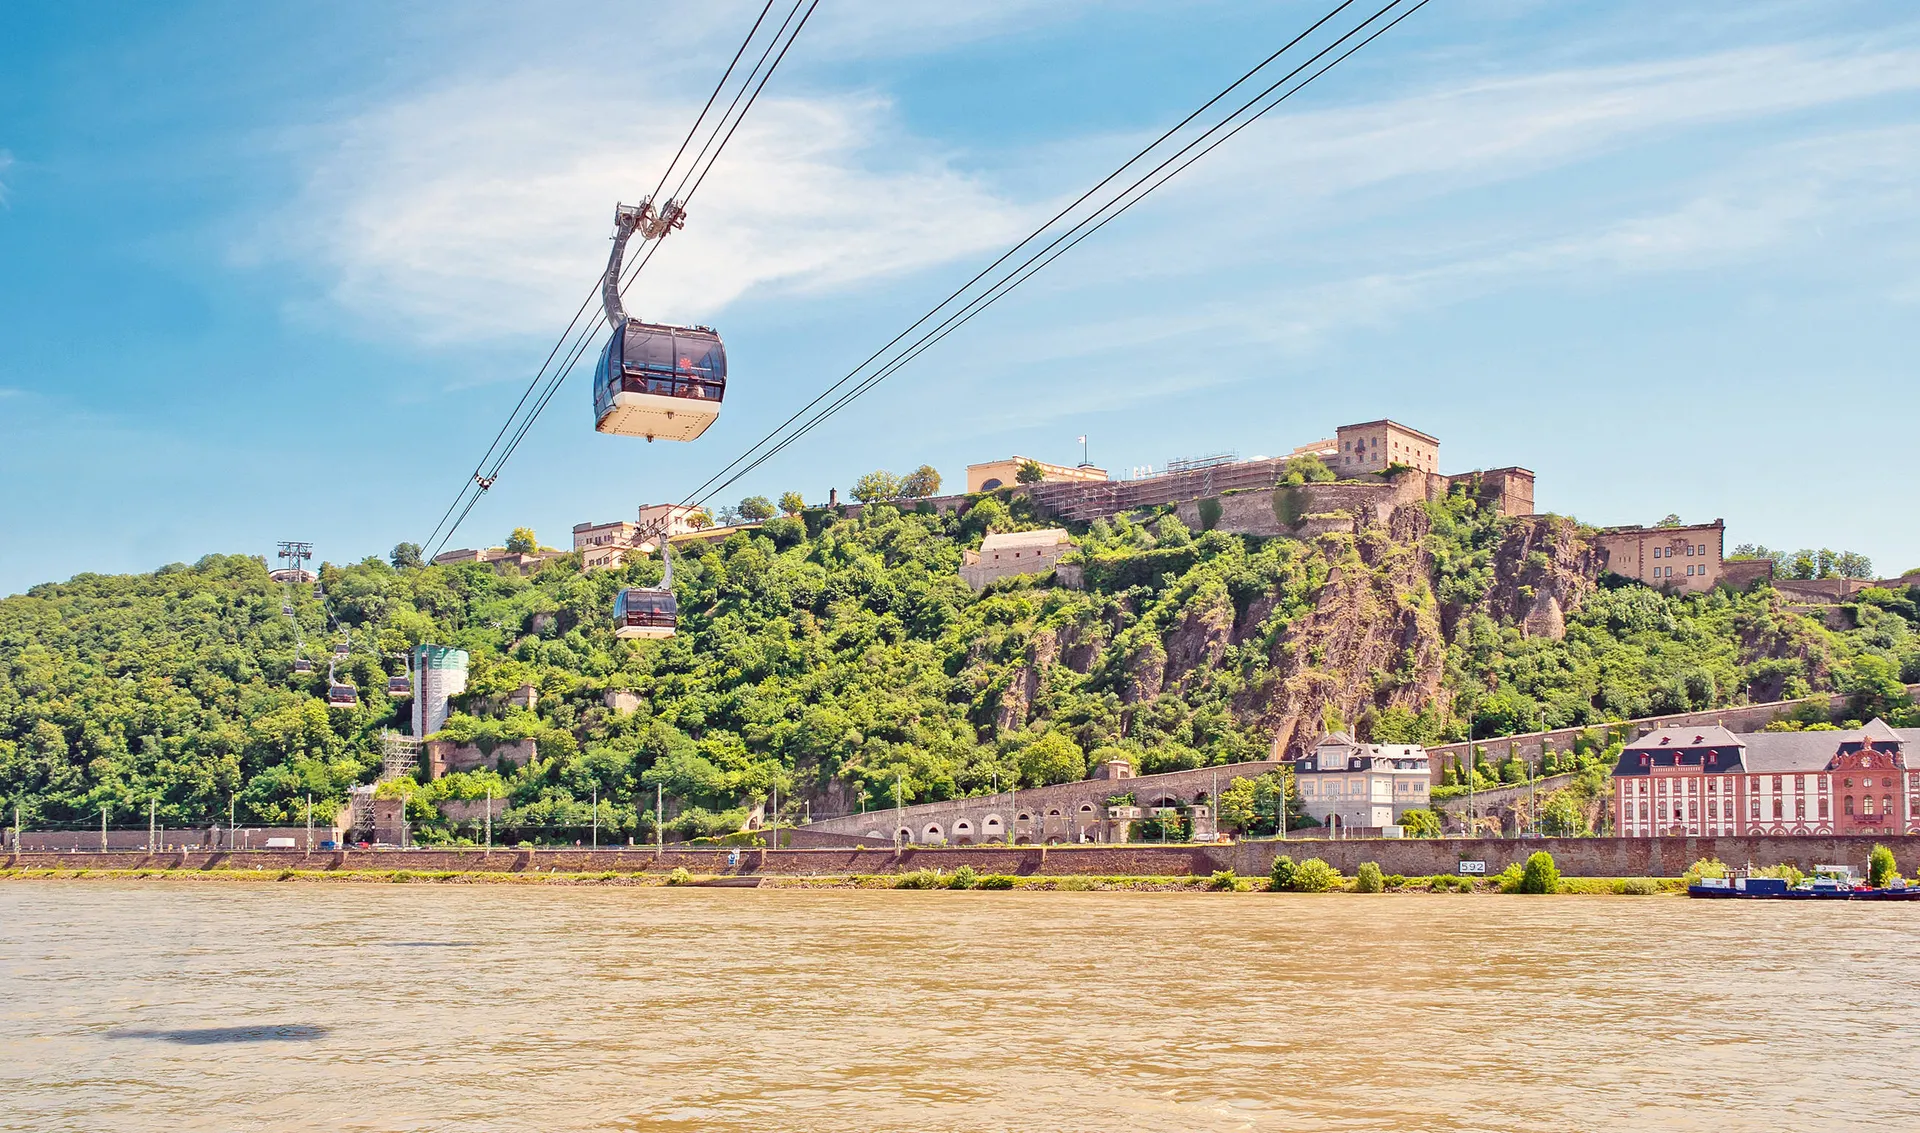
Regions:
[[2, 489, 1915, 841]]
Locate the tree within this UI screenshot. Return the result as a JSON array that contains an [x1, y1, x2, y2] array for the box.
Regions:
[[1354, 861, 1385, 893], [778, 491, 806, 516], [851, 470, 902, 502], [1015, 732, 1085, 787], [1835, 551, 1874, 580], [1656, 514, 1682, 528], [1397, 808, 1441, 838], [505, 528, 538, 554], [737, 496, 776, 521], [1015, 459, 1045, 484], [685, 510, 712, 530], [900, 464, 942, 498], [389, 542, 423, 570], [1869, 844, 1898, 888], [1280, 454, 1335, 485]]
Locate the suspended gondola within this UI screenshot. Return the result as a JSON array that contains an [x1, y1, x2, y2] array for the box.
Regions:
[[293, 657, 313, 674], [613, 540, 677, 639], [333, 641, 351, 659], [282, 602, 295, 616], [386, 674, 412, 698], [327, 681, 359, 709], [592, 200, 726, 443]]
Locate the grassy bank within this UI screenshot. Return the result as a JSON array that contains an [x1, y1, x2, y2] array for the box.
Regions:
[[0, 865, 1688, 893]]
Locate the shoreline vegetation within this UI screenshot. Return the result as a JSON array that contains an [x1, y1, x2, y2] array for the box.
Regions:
[[0, 864, 1688, 895]]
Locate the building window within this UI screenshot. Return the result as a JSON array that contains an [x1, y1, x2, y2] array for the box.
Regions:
[[1639, 803, 1648, 820], [1795, 799, 1806, 819], [1707, 801, 1717, 818], [1845, 796, 1855, 815], [1819, 798, 1829, 819], [1653, 547, 1662, 559], [1884, 795, 1893, 815], [1750, 799, 1760, 818], [1864, 796, 1875, 815]]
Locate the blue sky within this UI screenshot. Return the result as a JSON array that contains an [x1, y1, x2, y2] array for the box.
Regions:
[[3, 0, 1918, 595]]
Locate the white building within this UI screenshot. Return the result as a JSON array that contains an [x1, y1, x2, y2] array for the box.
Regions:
[[1292, 733, 1432, 831]]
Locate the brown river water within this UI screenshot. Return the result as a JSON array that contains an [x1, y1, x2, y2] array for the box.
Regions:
[[3, 883, 1918, 1132]]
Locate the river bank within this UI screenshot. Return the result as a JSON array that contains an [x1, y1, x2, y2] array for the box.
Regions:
[[7, 833, 1914, 881], [0, 863, 1689, 894]]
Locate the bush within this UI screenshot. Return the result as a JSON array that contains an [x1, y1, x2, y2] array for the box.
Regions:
[[1289, 858, 1342, 893], [1495, 862, 1526, 893], [1869, 844, 1898, 888], [1683, 857, 1729, 886], [1269, 854, 1296, 891], [894, 868, 942, 890], [976, 874, 1017, 890], [948, 865, 978, 890], [1518, 851, 1560, 894], [1207, 869, 1247, 892], [1754, 863, 1805, 888], [1354, 862, 1384, 893], [666, 867, 692, 886], [1614, 877, 1659, 895]]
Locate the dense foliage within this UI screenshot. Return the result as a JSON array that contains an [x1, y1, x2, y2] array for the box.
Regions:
[[3, 488, 1916, 843]]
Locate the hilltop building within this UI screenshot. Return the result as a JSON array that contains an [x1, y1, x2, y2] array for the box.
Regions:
[[1611, 721, 1920, 837], [1291, 734, 1433, 832], [1333, 419, 1440, 474], [967, 456, 1107, 493], [1592, 520, 1754, 593], [638, 503, 704, 539], [960, 529, 1076, 591]]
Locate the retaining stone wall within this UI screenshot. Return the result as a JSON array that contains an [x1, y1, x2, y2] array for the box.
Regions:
[[12, 835, 1920, 879]]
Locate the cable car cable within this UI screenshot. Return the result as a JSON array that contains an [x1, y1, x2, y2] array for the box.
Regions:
[[421, 0, 790, 553], [676, 0, 1423, 511], [695, 0, 1427, 507], [668, 0, 1364, 512], [427, 0, 815, 555]]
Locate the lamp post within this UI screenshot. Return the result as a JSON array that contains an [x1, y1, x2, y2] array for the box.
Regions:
[[591, 786, 599, 851]]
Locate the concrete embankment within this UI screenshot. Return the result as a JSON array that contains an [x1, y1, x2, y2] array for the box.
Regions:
[[6, 834, 1919, 879]]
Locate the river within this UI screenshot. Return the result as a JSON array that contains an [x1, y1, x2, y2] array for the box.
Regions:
[[2, 883, 1916, 1131]]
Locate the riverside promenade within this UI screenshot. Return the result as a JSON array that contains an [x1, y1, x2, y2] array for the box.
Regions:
[[8, 834, 1920, 879]]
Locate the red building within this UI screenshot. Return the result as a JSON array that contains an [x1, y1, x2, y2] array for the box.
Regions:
[[1612, 719, 1920, 837]]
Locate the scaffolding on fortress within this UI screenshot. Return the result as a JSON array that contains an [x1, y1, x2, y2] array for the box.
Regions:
[[380, 731, 420, 782]]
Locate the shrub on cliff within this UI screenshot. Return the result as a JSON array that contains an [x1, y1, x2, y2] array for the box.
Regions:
[[1869, 844, 1898, 888], [1354, 862, 1384, 893], [947, 865, 979, 890], [1518, 851, 1560, 894]]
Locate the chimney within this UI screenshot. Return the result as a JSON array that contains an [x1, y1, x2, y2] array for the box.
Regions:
[[828, 488, 838, 507]]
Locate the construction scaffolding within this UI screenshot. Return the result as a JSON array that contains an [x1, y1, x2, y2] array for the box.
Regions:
[[380, 731, 420, 782]]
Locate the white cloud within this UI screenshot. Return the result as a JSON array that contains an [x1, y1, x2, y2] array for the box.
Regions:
[[275, 68, 1031, 345]]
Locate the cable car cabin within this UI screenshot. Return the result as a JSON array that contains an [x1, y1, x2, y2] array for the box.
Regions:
[[613, 587, 678, 639], [593, 322, 725, 442], [333, 642, 351, 658], [293, 658, 313, 674], [326, 683, 359, 709], [386, 675, 412, 698], [282, 603, 295, 616]]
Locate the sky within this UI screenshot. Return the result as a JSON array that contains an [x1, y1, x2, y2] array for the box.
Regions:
[[2, 0, 1917, 595]]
